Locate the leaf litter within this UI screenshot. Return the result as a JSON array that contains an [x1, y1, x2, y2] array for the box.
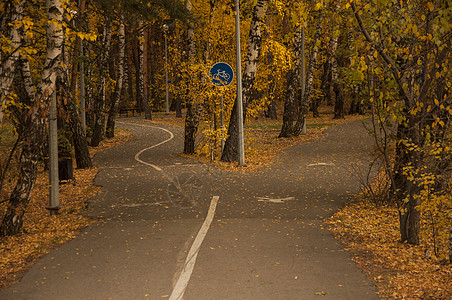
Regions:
[[0, 128, 132, 288], [325, 201, 451, 299]]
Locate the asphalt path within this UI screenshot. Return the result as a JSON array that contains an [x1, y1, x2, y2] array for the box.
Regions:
[[0, 117, 379, 300]]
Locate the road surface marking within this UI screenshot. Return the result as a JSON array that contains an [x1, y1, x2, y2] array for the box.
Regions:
[[118, 121, 217, 298], [170, 195, 219, 300], [117, 121, 174, 172], [257, 196, 295, 203], [307, 162, 336, 167], [110, 202, 169, 208]]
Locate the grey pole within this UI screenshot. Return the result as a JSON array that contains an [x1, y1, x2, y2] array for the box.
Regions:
[[235, 0, 245, 166], [163, 24, 169, 114], [220, 93, 224, 152], [80, 39, 86, 133], [301, 26, 306, 134], [48, 91, 59, 215]]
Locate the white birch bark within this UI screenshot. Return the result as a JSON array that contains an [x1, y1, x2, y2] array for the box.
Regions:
[[242, 0, 269, 110], [293, 10, 323, 136], [221, 0, 268, 161], [1, 0, 64, 236], [0, 0, 25, 126]]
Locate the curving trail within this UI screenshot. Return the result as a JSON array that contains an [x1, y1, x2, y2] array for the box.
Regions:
[[0, 118, 379, 300]]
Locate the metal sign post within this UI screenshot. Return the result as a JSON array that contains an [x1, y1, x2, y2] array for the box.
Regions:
[[209, 62, 234, 155], [48, 91, 59, 215], [235, 0, 245, 167], [163, 24, 169, 114], [220, 93, 224, 151]]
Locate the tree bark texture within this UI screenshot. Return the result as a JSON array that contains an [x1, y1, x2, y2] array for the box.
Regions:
[[57, 69, 93, 169], [91, 17, 111, 147], [221, 0, 268, 162], [1, 0, 64, 236], [69, 0, 86, 94], [279, 19, 303, 138], [183, 0, 199, 154], [320, 51, 333, 107], [0, 0, 24, 127], [220, 101, 240, 161], [138, 22, 152, 120], [330, 32, 344, 119], [106, 16, 126, 138], [278, 69, 297, 138], [293, 12, 322, 136], [183, 102, 199, 154]]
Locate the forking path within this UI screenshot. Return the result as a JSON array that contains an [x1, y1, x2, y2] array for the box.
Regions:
[[0, 117, 379, 299]]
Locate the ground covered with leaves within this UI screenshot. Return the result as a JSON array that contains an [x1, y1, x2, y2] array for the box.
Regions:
[[325, 201, 451, 299], [0, 129, 132, 288]]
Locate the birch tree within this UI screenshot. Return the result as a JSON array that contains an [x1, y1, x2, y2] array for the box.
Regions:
[[350, 0, 451, 245], [1, 0, 65, 236], [221, 0, 269, 162], [293, 9, 323, 136], [279, 18, 303, 138], [0, 0, 25, 127]]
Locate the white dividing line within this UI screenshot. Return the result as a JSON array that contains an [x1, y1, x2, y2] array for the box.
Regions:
[[170, 195, 219, 300], [257, 196, 295, 203], [307, 162, 336, 167], [118, 121, 218, 299], [117, 121, 174, 172]]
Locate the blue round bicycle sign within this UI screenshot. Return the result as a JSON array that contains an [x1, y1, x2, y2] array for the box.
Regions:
[[210, 62, 234, 87]]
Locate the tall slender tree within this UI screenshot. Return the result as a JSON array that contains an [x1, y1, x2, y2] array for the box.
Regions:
[[183, 0, 199, 155], [1, 0, 65, 236], [0, 0, 25, 127], [221, 0, 269, 162], [293, 9, 322, 136], [106, 15, 126, 138], [90, 16, 112, 147], [351, 0, 451, 245]]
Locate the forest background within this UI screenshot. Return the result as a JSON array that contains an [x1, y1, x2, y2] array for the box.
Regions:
[[0, 0, 450, 298]]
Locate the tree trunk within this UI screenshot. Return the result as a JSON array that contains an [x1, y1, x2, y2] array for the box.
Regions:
[[1, 0, 63, 236], [293, 12, 322, 136], [220, 101, 240, 160], [57, 70, 92, 169], [267, 101, 277, 119], [279, 17, 303, 138], [91, 17, 112, 147], [333, 81, 344, 119], [69, 0, 86, 94], [126, 37, 135, 108], [183, 0, 199, 154], [221, 0, 268, 162], [138, 22, 151, 119], [106, 16, 126, 138], [183, 102, 199, 154], [322, 55, 333, 106], [330, 32, 344, 119], [278, 69, 297, 138], [0, 0, 24, 127]]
